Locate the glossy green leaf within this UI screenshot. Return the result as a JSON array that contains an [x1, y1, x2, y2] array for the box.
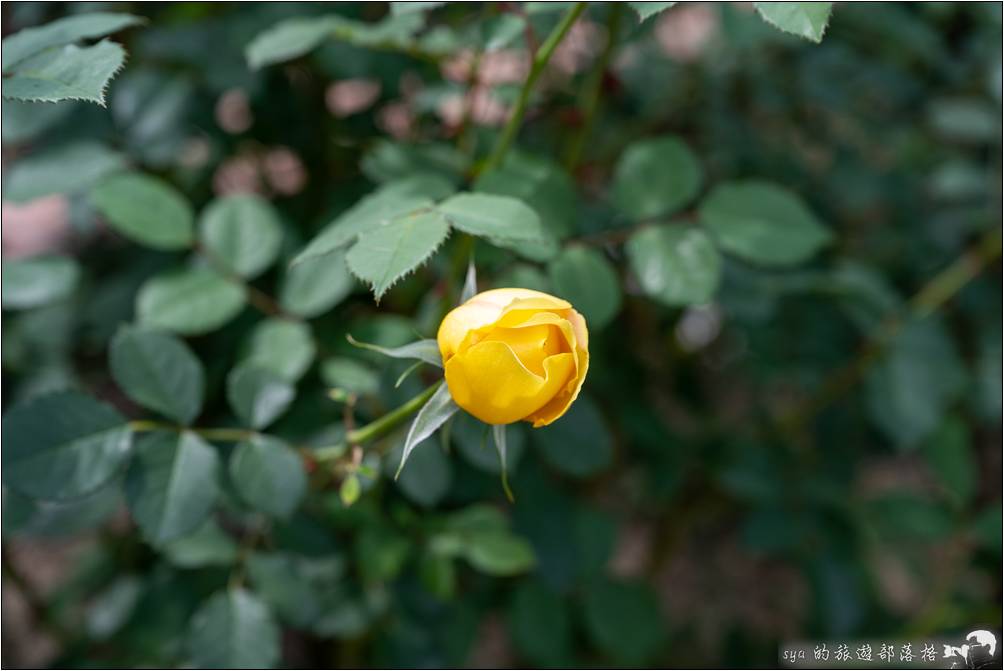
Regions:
[[1, 391, 131, 500], [346, 334, 442, 367], [700, 180, 832, 267], [509, 581, 573, 666], [2, 40, 127, 105], [628, 2, 677, 21], [125, 431, 220, 545], [922, 416, 976, 506], [163, 520, 239, 568], [626, 225, 721, 306], [110, 326, 205, 425], [3, 141, 124, 203], [246, 553, 343, 627], [865, 317, 965, 449], [320, 357, 381, 396], [279, 251, 354, 318], [199, 195, 283, 279], [532, 395, 612, 478], [438, 192, 545, 245], [2, 12, 142, 69], [754, 2, 833, 43], [85, 576, 142, 640], [462, 531, 536, 576], [136, 267, 246, 335], [243, 318, 315, 382], [91, 172, 195, 250], [583, 578, 664, 665], [396, 383, 459, 478], [187, 589, 280, 669], [346, 209, 451, 300], [389, 434, 453, 508], [548, 246, 622, 329], [293, 176, 453, 265], [475, 153, 577, 239], [230, 436, 306, 518], [226, 364, 295, 430], [246, 16, 342, 69], [2, 255, 80, 310], [453, 412, 526, 475], [612, 135, 702, 221]]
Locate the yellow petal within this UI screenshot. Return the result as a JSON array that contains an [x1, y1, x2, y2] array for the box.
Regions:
[[437, 289, 572, 361], [479, 324, 563, 376], [526, 309, 589, 427], [444, 341, 575, 425]]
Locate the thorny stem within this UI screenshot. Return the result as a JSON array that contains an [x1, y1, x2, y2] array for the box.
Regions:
[[312, 382, 443, 461], [563, 2, 623, 170], [482, 2, 587, 174]]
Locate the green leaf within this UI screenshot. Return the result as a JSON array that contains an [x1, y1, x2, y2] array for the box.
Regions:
[[492, 424, 515, 503], [922, 416, 977, 506], [628, 2, 677, 22], [85, 576, 142, 640], [163, 520, 239, 568], [227, 364, 295, 430], [438, 192, 545, 244], [460, 259, 478, 303], [1, 98, 74, 144], [3, 40, 127, 106], [419, 550, 456, 600], [110, 326, 205, 425], [279, 251, 354, 318], [91, 172, 195, 250], [246, 16, 341, 69], [2, 12, 142, 69], [509, 581, 573, 667], [320, 357, 381, 396], [2, 255, 80, 310], [340, 475, 362, 507], [396, 383, 459, 478], [548, 246, 622, 329], [293, 176, 453, 265], [388, 435, 453, 508], [699, 180, 832, 267], [246, 553, 343, 627], [230, 436, 306, 518], [626, 225, 721, 306], [475, 152, 577, 239], [866, 492, 956, 541], [754, 2, 833, 43], [3, 141, 124, 203], [453, 412, 526, 475], [865, 317, 966, 449], [346, 334, 442, 367], [462, 531, 536, 576], [243, 318, 315, 383], [532, 395, 612, 478], [346, 209, 451, 300], [187, 589, 281, 669], [391, 1, 444, 15], [583, 578, 664, 665], [1, 391, 131, 500], [199, 195, 283, 279], [125, 431, 220, 545], [137, 267, 246, 335], [612, 135, 701, 221]]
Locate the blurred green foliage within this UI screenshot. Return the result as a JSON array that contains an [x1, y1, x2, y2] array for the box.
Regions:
[[1, 2, 1001, 668]]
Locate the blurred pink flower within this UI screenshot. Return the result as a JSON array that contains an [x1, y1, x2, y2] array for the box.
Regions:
[[655, 2, 718, 62], [215, 88, 253, 134], [552, 19, 605, 75], [442, 49, 529, 86], [212, 155, 262, 195], [377, 101, 415, 140], [437, 88, 509, 128], [2, 196, 70, 259], [263, 146, 307, 196], [326, 79, 382, 118]]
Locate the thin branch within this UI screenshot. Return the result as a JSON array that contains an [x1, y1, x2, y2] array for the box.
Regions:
[[482, 2, 588, 174]]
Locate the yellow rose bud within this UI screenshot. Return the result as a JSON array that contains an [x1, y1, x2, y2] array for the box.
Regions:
[[437, 288, 589, 427]]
